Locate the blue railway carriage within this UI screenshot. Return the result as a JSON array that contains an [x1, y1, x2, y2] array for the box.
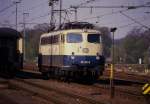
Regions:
[[38, 29, 105, 80], [0, 28, 23, 77]]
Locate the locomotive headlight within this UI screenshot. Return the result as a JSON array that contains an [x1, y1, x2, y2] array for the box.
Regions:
[[96, 56, 100, 60], [71, 52, 75, 60], [96, 52, 100, 60], [82, 48, 89, 53], [71, 56, 75, 60]]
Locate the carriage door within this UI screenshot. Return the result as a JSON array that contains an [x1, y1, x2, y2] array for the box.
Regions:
[[0, 38, 9, 63], [59, 34, 64, 66], [50, 36, 53, 67]]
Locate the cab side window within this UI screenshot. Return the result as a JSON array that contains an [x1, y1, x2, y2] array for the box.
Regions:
[[41, 35, 61, 45]]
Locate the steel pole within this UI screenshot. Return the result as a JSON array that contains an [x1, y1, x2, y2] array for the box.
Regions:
[[110, 27, 117, 102], [15, 2, 18, 31], [75, 8, 77, 21], [23, 13, 29, 61], [59, 0, 62, 27], [23, 13, 25, 61], [110, 31, 115, 99]]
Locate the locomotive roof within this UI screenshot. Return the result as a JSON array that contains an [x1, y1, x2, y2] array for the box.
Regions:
[[49, 22, 95, 31], [0, 28, 22, 38], [60, 22, 95, 30], [41, 29, 101, 38]]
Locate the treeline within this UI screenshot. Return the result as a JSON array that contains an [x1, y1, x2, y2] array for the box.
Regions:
[[114, 28, 150, 64], [23, 23, 150, 64], [22, 23, 50, 62]]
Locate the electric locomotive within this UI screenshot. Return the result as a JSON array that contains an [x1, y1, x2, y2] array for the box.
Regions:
[[38, 22, 105, 80], [0, 28, 23, 77]]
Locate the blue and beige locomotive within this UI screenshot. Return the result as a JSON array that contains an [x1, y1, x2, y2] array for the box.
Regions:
[[38, 22, 105, 80]]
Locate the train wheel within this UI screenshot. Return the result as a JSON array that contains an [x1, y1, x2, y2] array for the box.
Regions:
[[42, 72, 50, 80]]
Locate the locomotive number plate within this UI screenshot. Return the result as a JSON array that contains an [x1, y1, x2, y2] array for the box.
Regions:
[[80, 61, 91, 64]]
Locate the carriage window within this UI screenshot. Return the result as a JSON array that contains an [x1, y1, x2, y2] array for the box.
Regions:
[[67, 33, 82, 43], [87, 34, 101, 43]]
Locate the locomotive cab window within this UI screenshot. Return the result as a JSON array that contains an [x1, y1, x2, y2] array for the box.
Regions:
[[67, 33, 82, 43], [87, 34, 102, 43]]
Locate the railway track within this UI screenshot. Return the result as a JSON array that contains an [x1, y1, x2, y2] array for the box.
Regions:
[[8, 78, 146, 104], [8, 78, 105, 104], [0, 69, 148, 104], [93, 83, 144, 101], [24, 64, 150, 83], [103, 69, 150, 84], [67, 77, 145, 101], [0, 78, 9, 89], [2, 64, 147, 104]]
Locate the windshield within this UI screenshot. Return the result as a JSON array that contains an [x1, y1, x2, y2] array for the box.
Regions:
[[87, 34, 101, 43], [67, 33, 82, 43]]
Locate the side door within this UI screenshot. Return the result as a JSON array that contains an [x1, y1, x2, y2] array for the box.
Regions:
[[59, 34, 64, 66]]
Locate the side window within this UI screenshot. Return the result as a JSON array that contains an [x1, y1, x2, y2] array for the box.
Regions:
[[51, 36, 54, 44], [54, 36, 57, 43], [45, 37, 48, 44], [48, 36, 51, 44], [41, 37, 50, 45], [41, 35, 60, 45], [41, 37, 46, 45], [53, 35, 59, 44]]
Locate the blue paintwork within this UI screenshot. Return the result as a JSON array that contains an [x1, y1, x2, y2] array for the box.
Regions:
[[40, 55, 105, 67], [63, 55, 104, 67]]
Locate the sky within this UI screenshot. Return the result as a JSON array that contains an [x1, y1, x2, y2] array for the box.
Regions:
[[0, 0, 150, 39]]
